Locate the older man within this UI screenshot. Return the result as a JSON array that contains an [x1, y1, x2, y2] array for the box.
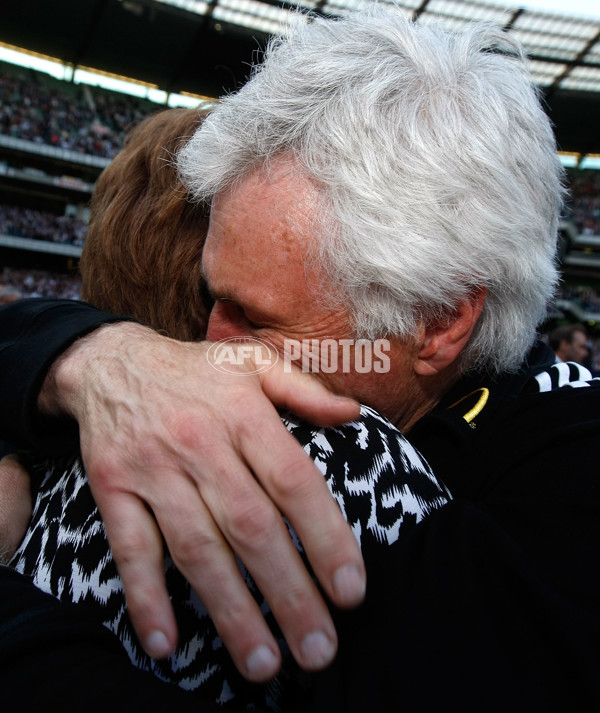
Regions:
[[0, 6, 599, 709]]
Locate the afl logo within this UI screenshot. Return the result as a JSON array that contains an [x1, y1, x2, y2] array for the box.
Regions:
[[207, 337, 279, 375]]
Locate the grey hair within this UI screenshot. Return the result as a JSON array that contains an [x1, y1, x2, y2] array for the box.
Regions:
[[178, 5, 564, 375]]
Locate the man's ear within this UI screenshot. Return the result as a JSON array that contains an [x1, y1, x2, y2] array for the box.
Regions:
[[414, 287, 487, 377]]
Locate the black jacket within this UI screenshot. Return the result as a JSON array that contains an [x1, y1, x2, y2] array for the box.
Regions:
[[315, 343, 600, 711]]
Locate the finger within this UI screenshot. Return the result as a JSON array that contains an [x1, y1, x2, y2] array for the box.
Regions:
[[182, 454, 339, 674], [237, 407, 366, 610], [93, 489, 178, 660], [150, 478, 286, 682], [243, 529, 339, 673], [260, 360, 360, 427]]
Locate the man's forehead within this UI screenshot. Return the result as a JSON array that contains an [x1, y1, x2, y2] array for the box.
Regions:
[[203, 205, 317, 311], [206, 165, 318, 263]]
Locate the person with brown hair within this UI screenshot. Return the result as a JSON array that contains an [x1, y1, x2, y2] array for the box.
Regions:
[[80, 106, 211, 341], [7, 104, 449, 710], [0, 106, 213, 558]]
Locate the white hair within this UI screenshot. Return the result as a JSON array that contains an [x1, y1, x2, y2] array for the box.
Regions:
[[178, 5, 564, 374]]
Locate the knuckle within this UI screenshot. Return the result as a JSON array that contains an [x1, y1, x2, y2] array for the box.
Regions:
[[270, 584, 315, 622], [212, 600, 254, 638], [85, 455, 129, 494], [125, 579, 164, 613], [169, 528, 219, 571], [163, 410, 204, 451], [162, 408, 229, 465], [85, 457, 114, 488], [110, 527, 152, 565], [226, 495, 281, 546], [268, 456, 316, 501]]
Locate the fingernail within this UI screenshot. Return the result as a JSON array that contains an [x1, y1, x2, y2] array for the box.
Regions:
[[300, 630, 336, 669], [144, 630, 172, 659], [333, 563, 366, 606], [246, 645, 279, 680]]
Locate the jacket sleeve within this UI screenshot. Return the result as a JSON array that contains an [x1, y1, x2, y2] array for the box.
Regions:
[[0, 298, 135, 454]]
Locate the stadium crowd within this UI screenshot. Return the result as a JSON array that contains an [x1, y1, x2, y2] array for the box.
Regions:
[[0, 203, 87, 246], [0, 65, 155, 159], [564, 169, 600, 236], [557, 282, 600, 314], [0, 265, 80, 300]]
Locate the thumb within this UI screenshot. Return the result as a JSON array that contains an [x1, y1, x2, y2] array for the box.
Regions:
[[260, 359, 360, 427]]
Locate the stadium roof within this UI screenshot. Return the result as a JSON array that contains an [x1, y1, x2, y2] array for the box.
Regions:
[[2, 0, 600, 155], [155, 0, 600, 93]]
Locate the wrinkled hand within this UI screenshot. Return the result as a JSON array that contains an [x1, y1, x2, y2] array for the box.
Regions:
[[40, 322, 364, 681], [0, 454, 32, 563]]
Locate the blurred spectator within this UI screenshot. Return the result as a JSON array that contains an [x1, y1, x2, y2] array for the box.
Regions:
[[548, 323, 590, 366], [0, 285, 21, 304]]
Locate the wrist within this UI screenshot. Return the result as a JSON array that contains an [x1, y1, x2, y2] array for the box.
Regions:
[[37, 322, 151, 419]]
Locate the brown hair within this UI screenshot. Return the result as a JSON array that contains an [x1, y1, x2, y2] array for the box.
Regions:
[[548, 323, 587, 352], [79, 107, 212, 341]]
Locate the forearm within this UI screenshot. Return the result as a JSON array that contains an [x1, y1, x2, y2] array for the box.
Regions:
[[0, 298, 134, 453]]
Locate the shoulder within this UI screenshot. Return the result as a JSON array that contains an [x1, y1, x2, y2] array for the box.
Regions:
[[410, 343, 600, 495]]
